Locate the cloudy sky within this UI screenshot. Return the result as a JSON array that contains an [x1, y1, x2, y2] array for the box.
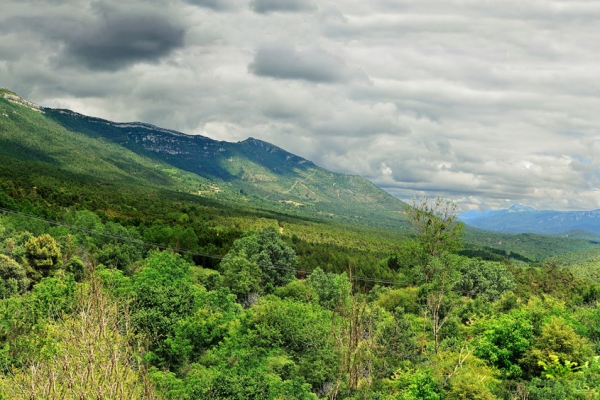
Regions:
[[2, 0, 600, 211]]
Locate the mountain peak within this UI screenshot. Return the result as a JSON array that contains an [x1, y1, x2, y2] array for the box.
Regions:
[[507, 204, 537, 212], [238, 137, 315, 167]]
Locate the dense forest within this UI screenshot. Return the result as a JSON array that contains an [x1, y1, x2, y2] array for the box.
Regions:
[[3, 92, 600, 399], [2, 179, 600, 400]]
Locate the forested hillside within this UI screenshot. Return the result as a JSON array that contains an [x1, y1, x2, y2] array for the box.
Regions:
[[3, 89, 600, 399], [44, 103, 407, 227]]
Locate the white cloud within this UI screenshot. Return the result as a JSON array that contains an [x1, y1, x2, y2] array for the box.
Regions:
[[2, 0, 600, 210]]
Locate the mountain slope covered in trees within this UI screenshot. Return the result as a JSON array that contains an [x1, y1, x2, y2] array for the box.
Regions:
[[43, 103, 406, 224], [4, 88, 600, 399], [0, 88, 407, 228]]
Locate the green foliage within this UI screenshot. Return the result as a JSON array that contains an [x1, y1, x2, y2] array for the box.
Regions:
[[455, 259, 516, 301], [386, 366, 443, 399], [63, 255, 85, 281], [306, 267, 351, 310], [464, 228, 599, 263], [374, 286, 420, 314], [220, 227, 297, 296], [372, 309, 421, 378], [27, 272, 77, 321], [0, 188, 16, 210], [95, 243, 142, 273], [522, 316, 594, 379], [274, 279, 318, 303], [0, 279, 157, 399], [255, 227, 298, 288], [203, 370, 317, 400], [220, 255, 261, 302], [0, 272, 76, 371], [131, 251, 198, 367], [0, 255, 28, 298], [247, 296, 338, 388], [473, 310, 533, 378], [434, 349, 500, 400], [192, 266, 222, 291], [164, 288, 241, 368], [95, 265, 134, 299], [24, 234, 61, 282], [509, 263, 591, 304]]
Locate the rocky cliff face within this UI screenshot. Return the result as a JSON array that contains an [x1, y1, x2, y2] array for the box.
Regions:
[[1, 89, 44, 113]]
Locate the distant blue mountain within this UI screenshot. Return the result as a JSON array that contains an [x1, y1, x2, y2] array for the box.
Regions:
[[459, 205, 600, 234]]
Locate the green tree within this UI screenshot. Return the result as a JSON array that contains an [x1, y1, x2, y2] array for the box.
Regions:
[[131, 251, 198, 367], [220, 227, 297, 296], [24, 234, 62, 282], [306, 267, 351, 310], [275, 279, 318, 304], [0, 279, 157, 399], [455, 259, 516, 301], [164, 288, 242, 368], [473, 310, 533, 378], [405, 196, 464, 257], [220, 255, 261, 304], [385, 366, 443, 400], [63, 255, 85, 282], [0, 255, 29, 298], [405, 196, 465, 354], [522, 316, 594, 379]]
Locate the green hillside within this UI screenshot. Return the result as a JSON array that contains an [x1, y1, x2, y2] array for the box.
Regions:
[[0, 89, 410, 276], [44, 106, 407, 227], [6, 89, 600, 399], [462, 227, 600, 263], [2, 89, 596, 263]]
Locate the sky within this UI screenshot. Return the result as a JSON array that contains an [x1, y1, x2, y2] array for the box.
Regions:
[[2, 0, 600, 211]]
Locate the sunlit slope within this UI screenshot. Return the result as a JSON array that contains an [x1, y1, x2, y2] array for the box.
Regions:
[[45, 106, 408, 226], [0, 89, 408, 228], [0, 89, 215, 192]]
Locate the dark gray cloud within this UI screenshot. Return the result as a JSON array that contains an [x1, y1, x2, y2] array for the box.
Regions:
[[250, 0, 316, 14], [63, 14, 185, 71], [249, 46, 353, 83], [2, 1, 187, 71]]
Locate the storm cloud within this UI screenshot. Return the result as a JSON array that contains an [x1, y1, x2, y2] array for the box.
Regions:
[[2, 0, 600, 211], [65, 15, 186, 70], [2, 1, 187, 71]]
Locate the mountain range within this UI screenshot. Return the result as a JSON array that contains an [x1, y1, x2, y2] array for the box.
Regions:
[[0, 88, 408, 229], [460, 204, 600, 235]]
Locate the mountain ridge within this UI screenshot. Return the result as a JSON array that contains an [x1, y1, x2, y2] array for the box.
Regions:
[[459, 204, 600, 234], [0, 89, 408, 229]]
